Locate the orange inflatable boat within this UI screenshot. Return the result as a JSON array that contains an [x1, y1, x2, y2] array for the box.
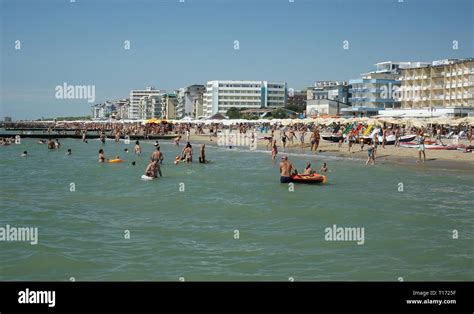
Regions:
[[290, 173, 327, 184]]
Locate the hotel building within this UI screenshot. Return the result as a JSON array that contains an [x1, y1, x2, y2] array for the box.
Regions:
[[129, 87, 161, 119], [161, 93, 177, 119], [137, 95, 161, 119], [193, 93, 204, 118], [399, 58, 474, 109], [114, 99, 130, 120], [91, 101, 115, 120], [307, 81, 350, 103], [176, 85, 206, 118], [346, 61, 425, 116], [202, 80, 287, 117]]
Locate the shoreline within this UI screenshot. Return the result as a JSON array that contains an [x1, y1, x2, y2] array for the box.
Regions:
[[186, 133, 474, 173]]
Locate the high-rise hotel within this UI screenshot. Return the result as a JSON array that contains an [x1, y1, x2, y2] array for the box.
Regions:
[[129, 87, 161, 119], [202, 80, 287, 117], [347, 61, 425, 116], [398, 58, 474, 108]]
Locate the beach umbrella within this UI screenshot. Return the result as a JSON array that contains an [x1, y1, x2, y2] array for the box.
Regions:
[[456, 117, 472, 124], [145, 118, 160, 124], [410, 119, 428, 128]]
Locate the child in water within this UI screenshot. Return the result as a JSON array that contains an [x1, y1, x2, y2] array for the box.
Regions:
[[320, 163, 328, 173]]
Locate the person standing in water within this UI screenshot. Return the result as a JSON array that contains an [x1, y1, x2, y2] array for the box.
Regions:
[[183, 145, 193, 164], [134, 141, 141, 155], [100, 131, 106, 144], [271, 140, 278, 163], [366, 142, 375, 165], [151, 146, 164, 164], [181, 142, 193, 163], [98, 149, 106, 162], [199, 144, 206, 163], [279, 155, 295, 183], [174, 135, 181, 146]]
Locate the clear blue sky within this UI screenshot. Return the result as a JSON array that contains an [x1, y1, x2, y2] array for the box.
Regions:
[[1, 0, 473, 119]]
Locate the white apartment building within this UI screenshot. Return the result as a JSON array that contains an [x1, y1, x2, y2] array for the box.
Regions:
[[114, 99, 130, 120], [399, 58, 474, 108], [193, 94, 204, 118], [129, 87, 161, 119], [176, 85, 206, 118], [202, 80, 287, 117], [137, 95, 162, 119]]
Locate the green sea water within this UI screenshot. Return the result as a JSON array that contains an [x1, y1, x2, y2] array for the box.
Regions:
[[1, 138, 473, 281]]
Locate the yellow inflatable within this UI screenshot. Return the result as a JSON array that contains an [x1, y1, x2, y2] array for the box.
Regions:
[[109, 159, 123, 163]]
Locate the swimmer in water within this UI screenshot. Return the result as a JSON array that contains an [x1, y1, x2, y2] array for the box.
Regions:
[[303, 162, 313, 175], [132, 161, 136, 166], [67, 149, 72, 155], [21, 151, 27, 157], [199, 144, 206, 163], [98, 149, 106, 163], [174, 135, 181, 146], [47, 139, 55, 149], [320, 162, 328, 173], [144, 160, 158, 178], [271, 140, 278, 163], [124, 148, 129, 153], [134, 141, 141, 155]]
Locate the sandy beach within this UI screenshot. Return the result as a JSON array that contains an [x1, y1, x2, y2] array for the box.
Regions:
[[188, 130, 474, 171]]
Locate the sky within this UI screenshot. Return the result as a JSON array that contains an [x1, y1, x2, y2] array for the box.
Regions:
[[1, 0, 473, 119]]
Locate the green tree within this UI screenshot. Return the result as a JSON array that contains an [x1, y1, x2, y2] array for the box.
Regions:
[[271, 108, 288, 119], [226, 107, 242, 119]]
